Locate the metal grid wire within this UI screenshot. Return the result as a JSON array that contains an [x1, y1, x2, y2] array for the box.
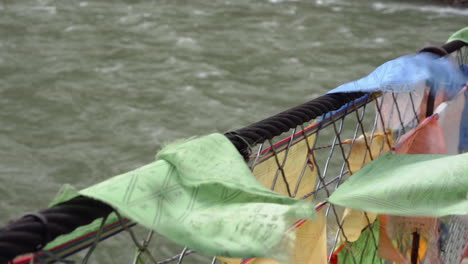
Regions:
[[19, 47, 467, 264], [455, 45, 467, 72], [245, 91, 421, 264], [23, 88, 425, 264]]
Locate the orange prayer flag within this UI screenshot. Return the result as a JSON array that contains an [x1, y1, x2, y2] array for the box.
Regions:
[[394, 114, 447, 155]]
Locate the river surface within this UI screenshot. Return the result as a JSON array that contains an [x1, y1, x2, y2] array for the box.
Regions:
[[0, 0, 466, 263]]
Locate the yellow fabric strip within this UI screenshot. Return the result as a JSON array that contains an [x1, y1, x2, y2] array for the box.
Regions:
[[339, 131, 394, 245], [252, 130, 317, 199], [219, 124, 320, 264]]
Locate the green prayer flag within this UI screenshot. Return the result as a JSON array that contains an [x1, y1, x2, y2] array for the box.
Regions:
[[328, 152, 468, 217], [338, 220, 383, 264], [447, 27, 468, 43], [50, 134, 315, 260], [44, 185, 123, 251]]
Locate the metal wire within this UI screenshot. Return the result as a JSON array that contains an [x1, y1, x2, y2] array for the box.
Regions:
[[182, 89, 420, 264]]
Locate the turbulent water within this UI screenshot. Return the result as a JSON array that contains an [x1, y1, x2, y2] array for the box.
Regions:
[[0, 0, 466, 263]]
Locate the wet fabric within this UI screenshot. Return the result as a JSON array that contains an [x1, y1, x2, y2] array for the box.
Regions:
[[49, 134, 316, 260], [328, 152, 468, 217], [328, 52, 466, 96]]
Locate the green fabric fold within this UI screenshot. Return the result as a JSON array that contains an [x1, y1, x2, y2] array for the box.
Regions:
[[329, 152, 468, 217], [447, 27, 468, 43], [50, 133, 315, 259], [338, 220, 382, 264]]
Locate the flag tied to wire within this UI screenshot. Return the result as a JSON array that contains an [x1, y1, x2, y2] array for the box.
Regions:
[[328, 151, 468, 217], [328, 52, 466, 96], [58, 134, 315, 260]]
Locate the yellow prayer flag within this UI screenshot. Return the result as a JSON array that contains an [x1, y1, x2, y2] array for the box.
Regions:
[[338, 131, 394, 245], [346, 131, 394, 174], [339, 208, 377, 243], [218, 211, 327, 264], [253, 131, 317, 199], [218, 124, 322, 264]]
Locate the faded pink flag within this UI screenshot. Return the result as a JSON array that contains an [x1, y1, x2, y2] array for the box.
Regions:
[[394, 114, 447, 155], [379, 106, 449, 263]]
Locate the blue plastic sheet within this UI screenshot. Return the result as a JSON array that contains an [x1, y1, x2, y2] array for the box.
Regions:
[[328, 53, 466, 97]]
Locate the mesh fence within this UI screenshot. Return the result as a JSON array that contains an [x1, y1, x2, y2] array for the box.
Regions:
[[7, 47, 468, 264]]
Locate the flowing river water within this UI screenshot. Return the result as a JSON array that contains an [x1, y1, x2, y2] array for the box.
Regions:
[[0, 0, 466, 263]]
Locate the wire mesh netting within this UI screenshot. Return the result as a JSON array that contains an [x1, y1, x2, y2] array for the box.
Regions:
[[6, 46, 468, 264]]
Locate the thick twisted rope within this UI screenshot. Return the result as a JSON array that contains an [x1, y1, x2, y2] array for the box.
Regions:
[[0, 91, 364, 264], [225, 92, 365, 159], [0, 197, 113, 264]]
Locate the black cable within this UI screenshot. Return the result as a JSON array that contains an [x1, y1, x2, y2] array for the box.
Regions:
[[0, 197, 113, 264], [0, 91, 364, 264], [225, 92, 365, 160]]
